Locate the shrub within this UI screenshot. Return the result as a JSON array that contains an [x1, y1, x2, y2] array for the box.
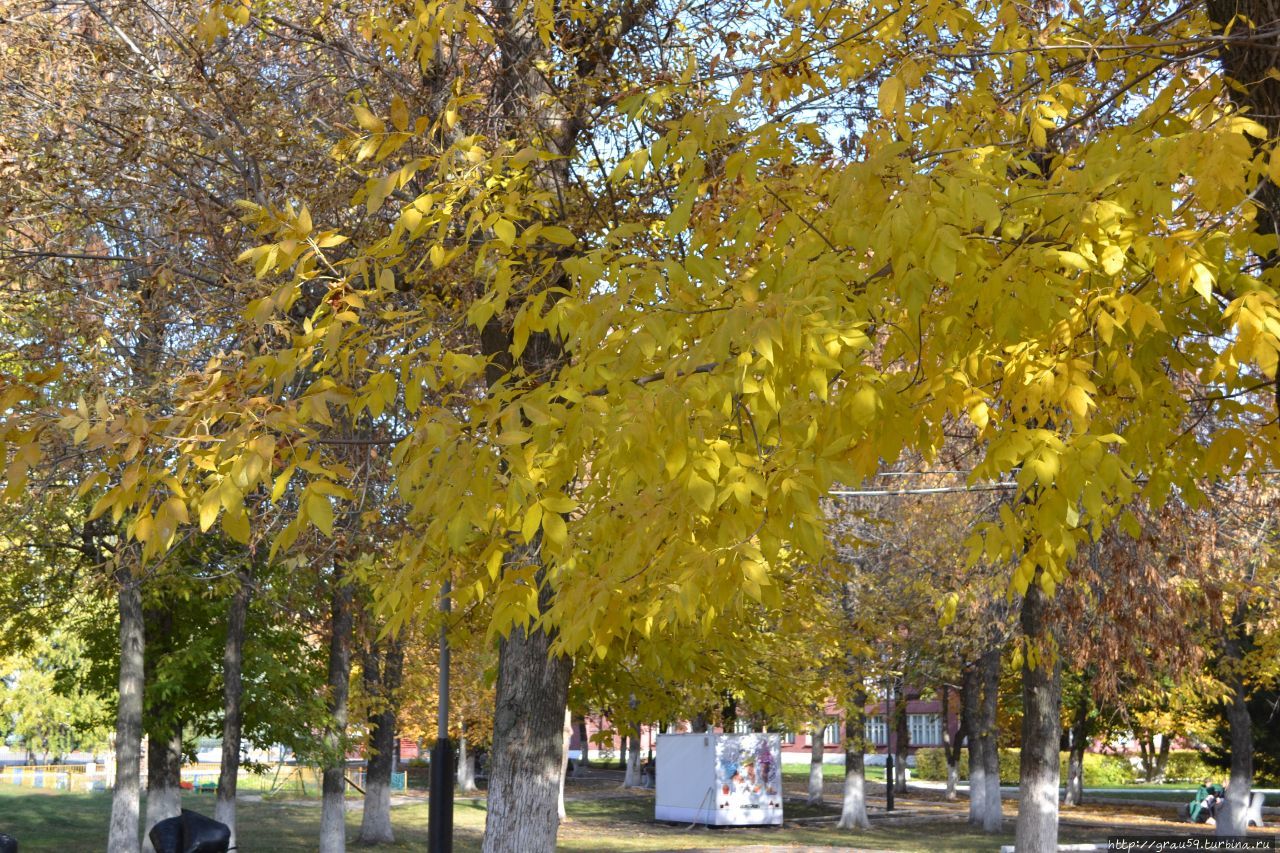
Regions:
[[1163, 750, 1215, 783], [1081, 753, 1136, 786], [914, 747, 1136, 785], [914, 748, 967, 781]]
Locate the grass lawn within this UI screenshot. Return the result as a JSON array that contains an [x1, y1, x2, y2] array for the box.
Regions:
[[0, 783, 1124, 853], [782, 763, 888, 782]]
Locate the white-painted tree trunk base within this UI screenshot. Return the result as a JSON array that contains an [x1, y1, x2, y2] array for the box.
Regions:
[[214, 794, 237, 850], [358, 779, 394, 844], [319, 778, 346, 853], [836, 757, 870, 830], [142, 781, 181, 853]]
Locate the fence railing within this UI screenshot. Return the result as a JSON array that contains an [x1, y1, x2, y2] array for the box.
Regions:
[[0, 762, 406, 797], [0, 764, 106, 792]]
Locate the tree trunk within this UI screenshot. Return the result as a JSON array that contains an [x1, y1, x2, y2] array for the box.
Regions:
[[1138, 734, 1155, 782], [1014, 581, 1062, 853], [893, 685, 909, 794], [1218, 602, 1255, 837], [142, 727, 183, 853], [358, 635, 403, 845], [622, 731, 641, 787], [108, 574, 145, 853], [320, 566, 354, 853], [457, 725, 478, 793], [942, 683, 965, 802], [558, 706, 573, 821], [807, 725, 825, 805], [574, 714, 591, 766], [1155, 733, 1171, 783], [1063, 684, 1089, 806], [690, 712, 708, 734], [1217, 681, 1254, 835], [480, 614, 574, 853], [215, 567, 252, 846], [837, 689, 870, 830], [961, 663, 985, 824], [964, 651, 1002, 831], [978, 648, 1002, 832]]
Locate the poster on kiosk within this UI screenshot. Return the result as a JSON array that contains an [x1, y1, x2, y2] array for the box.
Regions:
[[654, 733, 783, 826]]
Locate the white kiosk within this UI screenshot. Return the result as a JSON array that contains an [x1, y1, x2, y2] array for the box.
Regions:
[[654, 732, 783, 826]]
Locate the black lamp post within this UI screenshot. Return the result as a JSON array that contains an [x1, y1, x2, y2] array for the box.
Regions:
[[884, 672, 894, 813], [428, 581, 454, 853]]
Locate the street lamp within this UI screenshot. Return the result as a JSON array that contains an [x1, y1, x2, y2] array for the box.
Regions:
[[884, 671, 894, 813], [428, 580, 454, 853]]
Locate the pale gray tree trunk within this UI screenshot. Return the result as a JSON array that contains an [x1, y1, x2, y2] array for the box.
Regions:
[[1063, 683, 1089, 807], [1014, 581, 1062, 853], [142, 728, 183, 853], [1217, 611, 1254, 836], [837, 690, 870, 830], [557, 706, 572, 821], [320, 566, 354, 853], [574, 714, 591, 766], [1155, 734, 1171, 782], [480, 611, 573, 853], [108, 574, 145, 853], [457, 725, 478, 793], [964, 648, 1003, 831], [215, 567, 251, 846], [622, 731, 641, 787], [979, 652, 1002, 832], [807, 726, 825, 804], [358, 635, 403, 845], [942, 683, 965, 802], [963, 661, 987, 826]]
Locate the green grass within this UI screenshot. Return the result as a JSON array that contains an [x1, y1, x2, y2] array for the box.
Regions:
[[782, 763, 888, 782]]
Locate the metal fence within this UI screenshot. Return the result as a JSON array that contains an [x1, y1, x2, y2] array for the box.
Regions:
[[0, 762, 405, 797]]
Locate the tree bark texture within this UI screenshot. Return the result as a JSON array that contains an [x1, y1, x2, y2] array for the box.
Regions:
[[480, 613, 574, 853], [574, 714, 591, 765], [358, 634, 403, 845], [108, 575, 145, 853], [807, 725, 825, 805], [215, 567, 252, 847], [320, 567, 354, 853], [622, 730, 641, 788], [942, 683, 966, 802], [1014, 582, 1062, 853], [142, 728, 183, 853], [1217, 602, 1255, 837], [457, 725, 478, 793], [837, 690, 870, 830], [964, 649, 1003, 831], [1063, 685, 1089, 806]]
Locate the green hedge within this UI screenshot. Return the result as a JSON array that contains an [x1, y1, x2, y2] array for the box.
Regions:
[[1161, 751, 1216, 783], [914, 748, 1136, 785]]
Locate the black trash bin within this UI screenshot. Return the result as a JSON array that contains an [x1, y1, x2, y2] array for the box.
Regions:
[[148, 810, 231, 853]]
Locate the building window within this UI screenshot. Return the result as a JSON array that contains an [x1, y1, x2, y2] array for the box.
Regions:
[[823, 716, 842, 744], [781, 731, 796, 745], [732, 718, 752, 734], [908, 713, 942, 746], [864, 715, 887, 746]]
